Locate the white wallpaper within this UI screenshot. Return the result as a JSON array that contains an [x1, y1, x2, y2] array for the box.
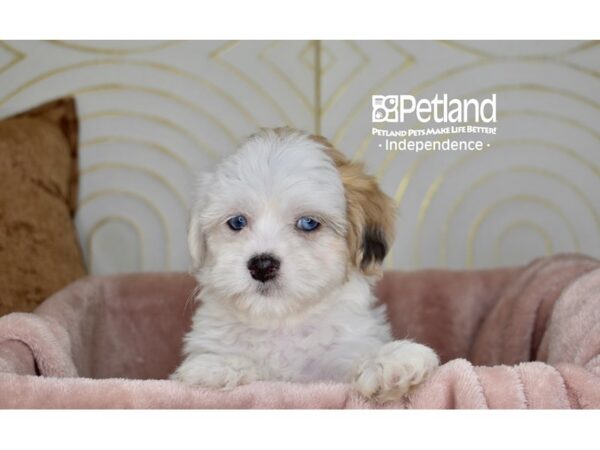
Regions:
[[1, 40, 599, 273]]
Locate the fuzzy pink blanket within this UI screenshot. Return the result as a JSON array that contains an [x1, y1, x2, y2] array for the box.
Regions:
[[1, 253, 600, 408]]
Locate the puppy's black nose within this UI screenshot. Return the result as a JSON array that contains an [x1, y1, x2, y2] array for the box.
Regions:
[[247, 253, 280, 282]]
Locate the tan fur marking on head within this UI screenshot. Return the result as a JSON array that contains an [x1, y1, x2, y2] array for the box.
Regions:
[[309, 134, 396, 277]]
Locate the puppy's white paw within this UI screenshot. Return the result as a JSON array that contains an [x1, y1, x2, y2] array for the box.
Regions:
[[353, 340, 439, 402], [171, 354, 259, 389]]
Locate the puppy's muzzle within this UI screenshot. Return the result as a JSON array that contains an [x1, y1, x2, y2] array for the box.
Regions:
[[247, 253, 280, 283]]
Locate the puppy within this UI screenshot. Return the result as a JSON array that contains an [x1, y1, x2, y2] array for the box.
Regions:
[[171, 127, 439, 402]]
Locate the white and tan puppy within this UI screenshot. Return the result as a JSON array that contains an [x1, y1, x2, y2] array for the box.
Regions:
[[172, 128, 438, 401]]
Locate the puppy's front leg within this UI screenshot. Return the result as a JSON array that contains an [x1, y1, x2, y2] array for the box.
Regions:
[[352, 340, 439, 402], [171, 353, 260, 389]]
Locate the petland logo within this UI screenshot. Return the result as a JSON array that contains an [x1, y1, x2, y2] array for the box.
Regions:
[[372, 94, 497, 124], [371, 94, 498, 152]]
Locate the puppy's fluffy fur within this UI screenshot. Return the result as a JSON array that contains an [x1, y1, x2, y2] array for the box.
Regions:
[[172, 128, 439, 401]]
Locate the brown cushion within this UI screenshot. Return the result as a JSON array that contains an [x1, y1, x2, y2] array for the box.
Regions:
[[0, 97, 86, 316]]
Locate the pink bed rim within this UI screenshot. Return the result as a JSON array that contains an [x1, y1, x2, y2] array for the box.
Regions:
[[1, 253, 600, 408]]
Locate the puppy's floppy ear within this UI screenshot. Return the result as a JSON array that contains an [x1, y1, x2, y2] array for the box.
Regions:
[[342, 162, 396, 277], [187, 172, 214, 271], [311, 135, 396, 277]]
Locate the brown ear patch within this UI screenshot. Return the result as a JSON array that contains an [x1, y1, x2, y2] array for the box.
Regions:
[[362, 226, 388, 270], [309, 134, 396, 277]]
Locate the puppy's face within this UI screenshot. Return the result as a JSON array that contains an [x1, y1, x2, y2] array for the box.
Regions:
[[189, 128, 395, 323]]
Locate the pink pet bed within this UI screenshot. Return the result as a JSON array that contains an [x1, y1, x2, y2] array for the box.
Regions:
[[1, 253, 600, 408]]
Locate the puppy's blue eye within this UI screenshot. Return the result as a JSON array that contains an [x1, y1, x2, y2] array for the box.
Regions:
[[227, 215, 247, 231], [296, 217, 320, 232]]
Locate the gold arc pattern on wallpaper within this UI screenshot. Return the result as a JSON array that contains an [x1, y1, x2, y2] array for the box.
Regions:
[[85, 215, 144, 272], [81, 162, 188, 210], [81, 135, 193, 170], [81, 110, 212, 157], [0, 58, 252, 148], [493, 220, 554, 265], [413, 133, 600, 267], [439, 164, 599, 268], [78, 189, 172, 269], [466, 194, 581, 268]]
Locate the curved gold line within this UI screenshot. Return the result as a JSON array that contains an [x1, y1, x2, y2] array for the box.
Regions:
[[438, 40, 493, 59], [333, 41, 416, 147], [110, 58, 258, 127], [493, 220, 554, 265], [321, 41, 369, 116], [74, 84, 226, 158], [0, 41, 25, 76], [441, 40, 599, 60], [467, 194, 580, 268], [392, 152, 433, 204], [558, 59, 600, 80], [80, 135, 192, 171], [210, 41, 293, 125], [499, 109, 600, 142], [259, 41, 313, 114], [79, 189, 172, 269], [81, 162, 188, 210], [0, 59, 244, 147], [86, 215, 144, 272], [493, 138, 600, 177], [81, 112, 212, 158], [47, 40, 180, 55], [440, 165, 600, 266]]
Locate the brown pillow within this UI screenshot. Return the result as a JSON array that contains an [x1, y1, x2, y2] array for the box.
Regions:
[[0, 97, 86, 316]]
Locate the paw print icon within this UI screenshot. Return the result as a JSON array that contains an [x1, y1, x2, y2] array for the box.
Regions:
[[372, 95, 399, 123]]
